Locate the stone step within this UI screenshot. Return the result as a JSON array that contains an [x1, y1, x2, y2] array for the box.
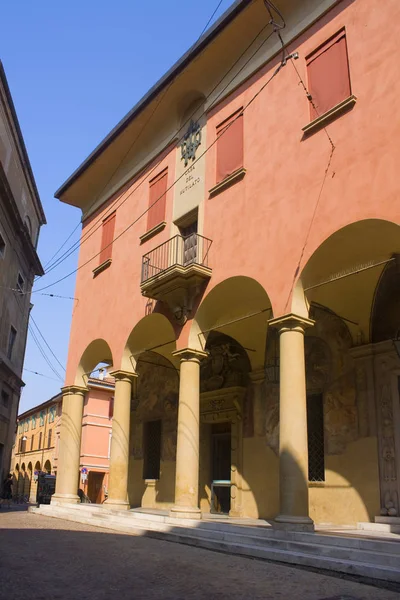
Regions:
[[49, 503, 400, 556], [30, 505, 400, 582], [358, 521, 400, 535]]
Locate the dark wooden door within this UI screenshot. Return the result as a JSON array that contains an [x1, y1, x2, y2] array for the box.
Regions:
[[180, 221, 198, 265], [88, 471, 105, 504]]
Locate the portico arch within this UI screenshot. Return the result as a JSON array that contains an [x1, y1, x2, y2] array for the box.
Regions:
[[122, 313, 178, 510], [291, 219, 400, 524], [190, 276, 273, 370], [295, 219, 400, 343], [75, 338, 114, 387], [122, 313, 177, 372]]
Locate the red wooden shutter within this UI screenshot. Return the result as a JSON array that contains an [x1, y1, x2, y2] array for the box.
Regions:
[[99, 212, 116, 265], [216, 109, 243, 184], [147, 169, 168, 232], [307, 30, 351, 119]]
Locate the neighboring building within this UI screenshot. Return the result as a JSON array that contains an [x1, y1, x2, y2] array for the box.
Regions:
[[12, 393, 62, 502], [12, 376, 114, 503], [0, 62, 46, 483], [53, 0, 400, 529]]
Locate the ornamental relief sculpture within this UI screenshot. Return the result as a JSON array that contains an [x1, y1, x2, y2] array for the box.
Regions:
[[374, 352, 399, 516], [200, 333, 250, 393]]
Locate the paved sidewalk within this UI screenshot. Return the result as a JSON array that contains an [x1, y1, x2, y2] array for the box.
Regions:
[[0, 509, 399, 600]]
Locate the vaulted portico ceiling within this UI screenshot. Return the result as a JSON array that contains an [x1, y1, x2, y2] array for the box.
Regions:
[[54, 0, 342, 217]]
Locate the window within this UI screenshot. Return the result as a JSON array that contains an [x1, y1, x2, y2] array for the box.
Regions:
[[24, 420, 29, 432], [307, 393, 325, 482], [40, 411, 45, 426], [16, 273, 25, 294], [0, 231, 5, 258], [38, 432, 42, 449], [31, 415, 36, 429], [147, 169, 168, 232], [7, 326, 17, 359], [31, 435, 34, 451], [216, 109, 243, 184], [143, 420, 162, 480], [47, 429, 52, 448], [49, 406, 56, 423], [99, 212, 116, 265], [108, 397, 114, 419], [306, 30, 351, 119], [19, 437, 27, 453], [1, 390, 10, 408]]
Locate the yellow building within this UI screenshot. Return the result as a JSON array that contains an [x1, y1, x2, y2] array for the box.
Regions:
[[11, 394, 61, 502]]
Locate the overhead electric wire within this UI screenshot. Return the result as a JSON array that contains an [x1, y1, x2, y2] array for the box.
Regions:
[[23, 368, 63, 382], [29, 314, 66, 373], [28, 323, 64, 381], [42, 24, 275, 278], [39, 0, 234, 278]]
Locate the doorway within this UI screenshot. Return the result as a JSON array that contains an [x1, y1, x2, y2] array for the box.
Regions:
[[87, 471, 105, 504], [179, 220, 198, 265], [211, 423, 231, 514]]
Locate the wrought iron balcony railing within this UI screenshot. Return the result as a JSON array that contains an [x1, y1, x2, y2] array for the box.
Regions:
[[141, 233, 212, 284]]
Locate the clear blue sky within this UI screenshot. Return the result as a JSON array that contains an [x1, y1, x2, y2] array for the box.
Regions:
[[1, 0, 230, 413]]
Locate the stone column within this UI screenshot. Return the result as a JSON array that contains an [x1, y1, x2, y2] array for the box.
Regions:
[[269, 313, 315, 531], [170, 348, 208, 519], [52, 385, 87, 505], [105, 370, 137, 510]]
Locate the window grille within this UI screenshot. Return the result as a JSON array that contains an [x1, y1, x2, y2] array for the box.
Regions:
[[143, 420, 162, 480], [307, 393, 325, 482]]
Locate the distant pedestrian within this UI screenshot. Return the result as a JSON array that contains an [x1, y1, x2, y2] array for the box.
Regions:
[[0, 473, 13, 509]]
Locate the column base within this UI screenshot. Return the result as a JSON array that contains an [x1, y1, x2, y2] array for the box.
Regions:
[[103, 499, 130, 511], [274, 514, 314, 532], [169, 506, 202, 520], [51, 493, 80, 506]]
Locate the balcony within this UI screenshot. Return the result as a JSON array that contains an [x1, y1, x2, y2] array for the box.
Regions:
[[141, 233, 212, 320]]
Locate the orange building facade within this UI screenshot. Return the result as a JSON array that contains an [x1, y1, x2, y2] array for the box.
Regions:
[[51, 0, 400, 529]]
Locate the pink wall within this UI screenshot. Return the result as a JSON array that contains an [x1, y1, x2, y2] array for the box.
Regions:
[[64, 0, 400, 382]]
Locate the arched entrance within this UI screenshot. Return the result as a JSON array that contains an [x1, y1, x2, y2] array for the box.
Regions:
[[55, 338, 114, 504], [124, 313, 178, 510], [191, 276, 276, 519], [295, 218, 400, 524]]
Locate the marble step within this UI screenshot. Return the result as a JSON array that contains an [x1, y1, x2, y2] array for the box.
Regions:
[[30, 505, 400, 582]]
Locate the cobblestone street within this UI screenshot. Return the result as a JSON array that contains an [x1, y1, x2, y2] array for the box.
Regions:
[[0, 509, 399, 600]]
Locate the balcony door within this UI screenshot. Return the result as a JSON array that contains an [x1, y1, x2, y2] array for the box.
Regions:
[[180, 221, 198, 266]]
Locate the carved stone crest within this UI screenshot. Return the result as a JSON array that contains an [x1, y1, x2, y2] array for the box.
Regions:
[[181, 120, 201, 167]]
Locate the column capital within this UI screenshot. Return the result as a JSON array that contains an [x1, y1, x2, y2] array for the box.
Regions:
[[61, 385, 88, 397], [109, 370, 138, 382], [269, 313, 315, 333], [172, 348, 209, 363], [249, 368, 265, 384]]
